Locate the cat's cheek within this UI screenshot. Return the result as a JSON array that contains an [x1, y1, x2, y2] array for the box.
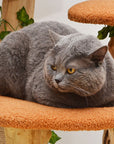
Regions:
[[43, 64, 51, 80]]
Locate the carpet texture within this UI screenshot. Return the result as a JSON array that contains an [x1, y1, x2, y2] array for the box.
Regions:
[[0, 96, 114, 131], [68, 0, 114, 26]]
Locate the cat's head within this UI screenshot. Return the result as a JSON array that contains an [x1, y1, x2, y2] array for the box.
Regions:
[[43, 30, 108, 97]]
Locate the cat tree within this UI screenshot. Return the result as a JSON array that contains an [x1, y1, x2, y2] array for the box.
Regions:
[[0, 0, 114, 144]]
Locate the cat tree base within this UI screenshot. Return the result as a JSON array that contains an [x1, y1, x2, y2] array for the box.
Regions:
[[0, 127, 51, 144]]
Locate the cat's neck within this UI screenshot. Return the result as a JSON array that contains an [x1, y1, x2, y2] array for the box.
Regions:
[[95, 51, 114, 105]]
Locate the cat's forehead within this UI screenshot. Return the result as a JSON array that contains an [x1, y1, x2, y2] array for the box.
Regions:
[[54, 34, 102, 63], [54, 53, 92, 69], [66, 57, 93, 68], [55, 34, 101, 52]]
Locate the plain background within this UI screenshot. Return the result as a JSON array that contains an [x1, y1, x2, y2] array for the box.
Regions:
[[0, 0, 110, 143]]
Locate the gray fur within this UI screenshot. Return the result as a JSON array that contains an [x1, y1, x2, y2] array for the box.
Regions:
[[0, 21, 114, 108]]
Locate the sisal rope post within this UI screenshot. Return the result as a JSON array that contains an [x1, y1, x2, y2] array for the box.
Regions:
[[108, 37, 114, 58], [103, 129, 114, 144], [1, 0, 35, 31], [0, 127, 5, 144], [0, 0, 52, 143]]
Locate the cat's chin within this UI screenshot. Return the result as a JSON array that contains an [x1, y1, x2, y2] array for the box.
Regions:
[[52, 82, 69, 93], [57, 88, 69, 93]]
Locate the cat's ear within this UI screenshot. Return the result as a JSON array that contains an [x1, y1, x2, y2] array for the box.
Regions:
[[88, 46, 108, 64], [49, 30, 63, 45]]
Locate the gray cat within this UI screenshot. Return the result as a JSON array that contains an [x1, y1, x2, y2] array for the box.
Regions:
[[0, 21, 114, 108]]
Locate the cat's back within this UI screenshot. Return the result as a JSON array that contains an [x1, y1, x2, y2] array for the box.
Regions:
[[21, 21, 77, 40], [21, 21, 78, 51]]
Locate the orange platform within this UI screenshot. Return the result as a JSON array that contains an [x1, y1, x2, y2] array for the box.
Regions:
[[0, 96, 114, 131], [68, 0, 114, 26]]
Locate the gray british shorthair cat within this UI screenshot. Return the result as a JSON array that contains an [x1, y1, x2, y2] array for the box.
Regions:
[[0, 21, 114, 108]]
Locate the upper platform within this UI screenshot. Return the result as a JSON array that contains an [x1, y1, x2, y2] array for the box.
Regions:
[[68, 0, 114, 26]]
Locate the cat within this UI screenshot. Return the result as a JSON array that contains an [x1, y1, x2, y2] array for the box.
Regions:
[[0, 21, 114, 108]]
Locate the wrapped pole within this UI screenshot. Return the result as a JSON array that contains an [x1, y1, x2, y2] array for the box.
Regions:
[[108, 37, 114, 58], [103, 129, 114, 144], [1, 0, 35, 31]]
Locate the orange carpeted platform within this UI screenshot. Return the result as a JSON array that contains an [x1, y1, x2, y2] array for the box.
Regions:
[[68, 0, 114, 26], [0, 96, 114, 131]]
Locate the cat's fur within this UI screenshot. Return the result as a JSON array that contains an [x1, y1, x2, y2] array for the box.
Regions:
[[0, 21, 114, 108]]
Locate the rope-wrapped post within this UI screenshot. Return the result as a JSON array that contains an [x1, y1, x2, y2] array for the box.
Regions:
[[1, 0, 35, 31], [103, 129, 114, 144], [108, 37, 114, 58], [0, 127, 5, 144], [0, 0, 52, 143]]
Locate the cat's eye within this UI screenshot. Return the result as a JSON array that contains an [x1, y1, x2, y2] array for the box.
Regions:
[[51, 65, 57, 71], [67, 68, 76, 74]]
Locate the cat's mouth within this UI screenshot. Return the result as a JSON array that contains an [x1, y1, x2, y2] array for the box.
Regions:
[[58, 87, 69, 92], [53, 82, 92, 96], [53, 82, 69, 93], [53, 81, 92, 96]]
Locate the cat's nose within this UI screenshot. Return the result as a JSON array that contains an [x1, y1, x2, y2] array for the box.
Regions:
[[55, 79, 61, 84]]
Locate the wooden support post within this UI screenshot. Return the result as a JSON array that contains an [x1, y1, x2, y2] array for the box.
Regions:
[[0, 127, 6, 144], [1, 0, 35, 31], [4, 128, 51, 144], [103, 129, 114, 144], [108, 37, 114, 58]]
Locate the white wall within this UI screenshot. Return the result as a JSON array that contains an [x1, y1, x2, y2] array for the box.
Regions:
[[0, 0, 109, 144], [34, 0, 109, 44]]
